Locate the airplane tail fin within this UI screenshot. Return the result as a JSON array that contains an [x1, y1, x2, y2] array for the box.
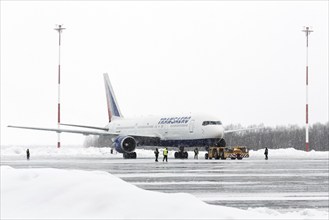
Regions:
[[104, 73, 123, 122]]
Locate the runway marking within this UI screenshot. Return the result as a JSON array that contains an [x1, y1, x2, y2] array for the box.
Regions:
[[115, 173, 328, 178], [194, 192, 329, 201], [131, 181, 261, 185]]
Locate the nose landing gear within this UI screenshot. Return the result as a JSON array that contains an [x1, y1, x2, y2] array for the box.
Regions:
[[217, 138, 226, 147]]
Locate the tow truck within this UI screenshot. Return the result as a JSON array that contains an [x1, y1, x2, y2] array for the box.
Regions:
[[205, 146, 249, 160]]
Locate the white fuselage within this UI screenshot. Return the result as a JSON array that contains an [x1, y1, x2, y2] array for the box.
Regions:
[[106, 113, 224, 147]]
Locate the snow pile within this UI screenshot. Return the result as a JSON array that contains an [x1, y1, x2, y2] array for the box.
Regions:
[[1, 145, 114, 158], [1, 145, 328, 159], [0, 145, 193, 158], [250, 148, 329, 159], [1, 166, 327, 219]]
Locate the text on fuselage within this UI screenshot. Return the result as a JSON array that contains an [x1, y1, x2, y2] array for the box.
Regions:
[[158, 116, 191, 124]]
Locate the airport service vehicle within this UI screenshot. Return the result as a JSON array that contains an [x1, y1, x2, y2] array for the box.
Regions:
[[9, 74, 257, 159], [205, 146, 249, 160]]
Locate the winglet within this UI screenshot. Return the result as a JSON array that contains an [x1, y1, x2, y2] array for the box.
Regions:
[[104, 73, 123, 122]]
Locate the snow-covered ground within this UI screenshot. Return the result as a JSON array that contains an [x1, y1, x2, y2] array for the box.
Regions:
[[1, 146, 328, 219], [1, 165, 328, 219], [1, 145, 328, 159]]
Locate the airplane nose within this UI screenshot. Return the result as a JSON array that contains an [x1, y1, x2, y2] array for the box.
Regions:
[[204, 125, 225, 139], [218, 126, 225, 138]]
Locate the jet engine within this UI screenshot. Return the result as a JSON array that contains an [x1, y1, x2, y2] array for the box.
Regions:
[[113, 136, 136, 153]]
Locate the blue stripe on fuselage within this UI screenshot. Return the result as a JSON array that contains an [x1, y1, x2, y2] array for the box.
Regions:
[[137, 138, 219, 147], [159, 138, 220, 147]]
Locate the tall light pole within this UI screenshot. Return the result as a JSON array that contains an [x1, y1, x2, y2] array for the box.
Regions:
[[54, 24, 65, 148], [302, 26, 313, 152]]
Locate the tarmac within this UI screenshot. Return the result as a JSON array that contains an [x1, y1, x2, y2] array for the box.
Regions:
[[2, 153, 328, 212]]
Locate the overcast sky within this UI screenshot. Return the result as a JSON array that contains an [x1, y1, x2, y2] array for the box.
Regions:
[[1, 1, 328, 146]]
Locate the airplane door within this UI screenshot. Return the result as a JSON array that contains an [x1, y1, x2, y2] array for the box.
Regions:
[[164, 124, 169, 136], [189, 120, 195, 133]]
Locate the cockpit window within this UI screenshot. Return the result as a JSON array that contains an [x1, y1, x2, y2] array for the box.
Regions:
[[202, 121, 222, 126]]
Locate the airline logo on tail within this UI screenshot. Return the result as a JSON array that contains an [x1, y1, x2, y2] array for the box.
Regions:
[[104, 73, 123, 122]]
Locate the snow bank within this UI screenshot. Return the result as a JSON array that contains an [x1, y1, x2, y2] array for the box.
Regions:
[[1, 166, 328, 219], [1, 145, 328, 159], [250, 148, 329, 159], [1, 145, 114, 158], [0, 145, 195, 158]]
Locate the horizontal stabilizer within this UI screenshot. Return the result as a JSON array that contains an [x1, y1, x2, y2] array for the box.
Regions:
[[224, 126, 264, 134]]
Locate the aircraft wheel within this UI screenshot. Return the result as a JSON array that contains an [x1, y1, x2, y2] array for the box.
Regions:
[[205, 153, 209, 159], [183, 152, 188, 159], [131, 152, 137, 159], [175, 151, 183, 159], [123, 152, 137, 159]]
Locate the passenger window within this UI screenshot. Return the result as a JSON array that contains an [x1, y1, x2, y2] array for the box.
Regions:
[[202, 121, 209, 126], [202, 121, 222, 126]]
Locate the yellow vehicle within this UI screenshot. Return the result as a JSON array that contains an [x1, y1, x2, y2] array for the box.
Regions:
[[205, 146, 249, 160]]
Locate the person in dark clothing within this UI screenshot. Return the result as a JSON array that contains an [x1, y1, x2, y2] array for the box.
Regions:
[[194, 148, 199, 159], [26, 149, 30, 160], [264, 147, 268, 160], [154, 148, 159, 162]]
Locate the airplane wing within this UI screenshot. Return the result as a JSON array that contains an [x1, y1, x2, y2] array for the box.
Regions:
[[60, 123, 161, 139], [60, 123, 109, 131], [224, 126, 264, 134], [8, 125, 160, 139], [7, 125, 113, 136]]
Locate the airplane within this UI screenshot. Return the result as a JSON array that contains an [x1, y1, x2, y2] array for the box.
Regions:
[[8, 73, 255, 159]]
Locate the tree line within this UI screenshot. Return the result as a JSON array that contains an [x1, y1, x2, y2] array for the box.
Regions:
[[224, 122, 329, 151]]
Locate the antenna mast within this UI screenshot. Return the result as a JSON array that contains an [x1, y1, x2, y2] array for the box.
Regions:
[[302, 26, 313, 152], [54, 24, 65, 148]]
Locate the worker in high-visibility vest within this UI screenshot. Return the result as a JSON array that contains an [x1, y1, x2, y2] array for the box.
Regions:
[[163, 147, 168, 162]]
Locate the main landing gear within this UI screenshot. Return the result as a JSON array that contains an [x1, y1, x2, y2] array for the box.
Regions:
[[174, 146, 188, 159], [123, 152, 137, 159]]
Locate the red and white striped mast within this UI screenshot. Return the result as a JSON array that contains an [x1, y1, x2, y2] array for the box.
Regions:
[[302, 26, 313, 152], [54, 24, 65, 148]]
